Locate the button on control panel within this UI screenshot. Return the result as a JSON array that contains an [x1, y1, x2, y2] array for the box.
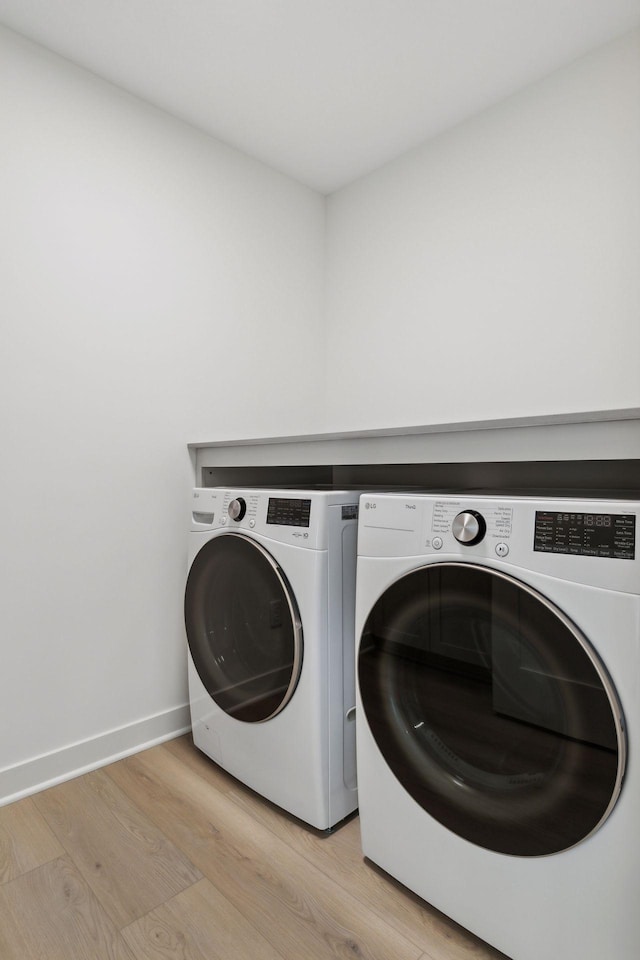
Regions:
[[452, 510, 486, 546], [228, 497, 247, 521]]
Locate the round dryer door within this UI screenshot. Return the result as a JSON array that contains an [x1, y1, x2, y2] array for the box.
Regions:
[[358, 562, 626, 857], [185, 533, 303, 723]]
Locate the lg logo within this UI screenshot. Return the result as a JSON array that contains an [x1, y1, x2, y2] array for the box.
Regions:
[[364, 501, 377, 510]]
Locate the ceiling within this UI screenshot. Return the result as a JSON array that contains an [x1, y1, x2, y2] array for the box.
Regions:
[[1, 0, 639, 193]]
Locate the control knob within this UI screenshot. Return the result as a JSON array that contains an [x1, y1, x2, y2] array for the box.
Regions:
[[228, 497, 247, 521], [452, 510, 486, 546]]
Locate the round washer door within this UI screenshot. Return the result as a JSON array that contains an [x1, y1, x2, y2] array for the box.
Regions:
[[185, 533, 303, 723], [358, 562, 626, 857]]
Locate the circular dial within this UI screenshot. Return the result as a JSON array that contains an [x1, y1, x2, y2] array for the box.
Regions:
[[228, 497, 247, 521], [452, 510, 486, 545]]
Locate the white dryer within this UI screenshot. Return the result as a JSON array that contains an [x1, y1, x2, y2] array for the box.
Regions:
[[355, 492, 638, 960], [184, 487, 360, 830]]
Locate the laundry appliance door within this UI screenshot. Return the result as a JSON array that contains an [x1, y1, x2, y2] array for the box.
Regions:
[[358, 562, 625, 857], [185, 533, 303, 723]]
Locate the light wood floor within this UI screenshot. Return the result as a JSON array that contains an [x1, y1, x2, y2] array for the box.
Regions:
[[0, 735, 510, 960]]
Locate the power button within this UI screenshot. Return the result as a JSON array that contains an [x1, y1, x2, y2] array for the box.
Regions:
[[495, 542, 509, 558]]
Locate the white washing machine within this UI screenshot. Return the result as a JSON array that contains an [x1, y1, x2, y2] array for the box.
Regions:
[[355, 492, 638, 960], [184, 487, 360, 830]]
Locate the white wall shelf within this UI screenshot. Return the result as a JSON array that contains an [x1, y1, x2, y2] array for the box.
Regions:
[[190, 408, 640, 495]]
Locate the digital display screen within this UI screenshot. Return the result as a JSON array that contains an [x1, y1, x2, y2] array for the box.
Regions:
[[267, 497, 312, 527], [534, 511, 635, 560]]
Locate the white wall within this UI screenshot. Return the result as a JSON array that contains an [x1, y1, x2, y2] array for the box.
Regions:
[[0, 26, 325, 802], [324, 29, 640, 432]]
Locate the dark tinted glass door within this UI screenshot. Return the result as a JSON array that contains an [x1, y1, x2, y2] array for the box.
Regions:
[[185, 534, 303, 723], [358, 562, 625, 856]]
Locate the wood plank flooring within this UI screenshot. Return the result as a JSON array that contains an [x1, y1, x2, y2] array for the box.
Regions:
[[0, 735, 509, 960]]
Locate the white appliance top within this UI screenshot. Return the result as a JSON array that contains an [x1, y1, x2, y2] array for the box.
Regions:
[[358, 493, 639, 594], [190, 487, 360, 548]]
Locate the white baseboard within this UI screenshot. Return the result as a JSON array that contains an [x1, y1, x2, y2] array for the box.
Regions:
[[0, 703, 192, 807]]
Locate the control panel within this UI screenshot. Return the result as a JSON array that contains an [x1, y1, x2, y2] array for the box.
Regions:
[[534, 511, 635, 560], [430, 500, 514, 557], [220, 490, 260, 527], [191, 488, 361, 551], [266, 497, 312, 527], [358, 493, 639, 592]]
